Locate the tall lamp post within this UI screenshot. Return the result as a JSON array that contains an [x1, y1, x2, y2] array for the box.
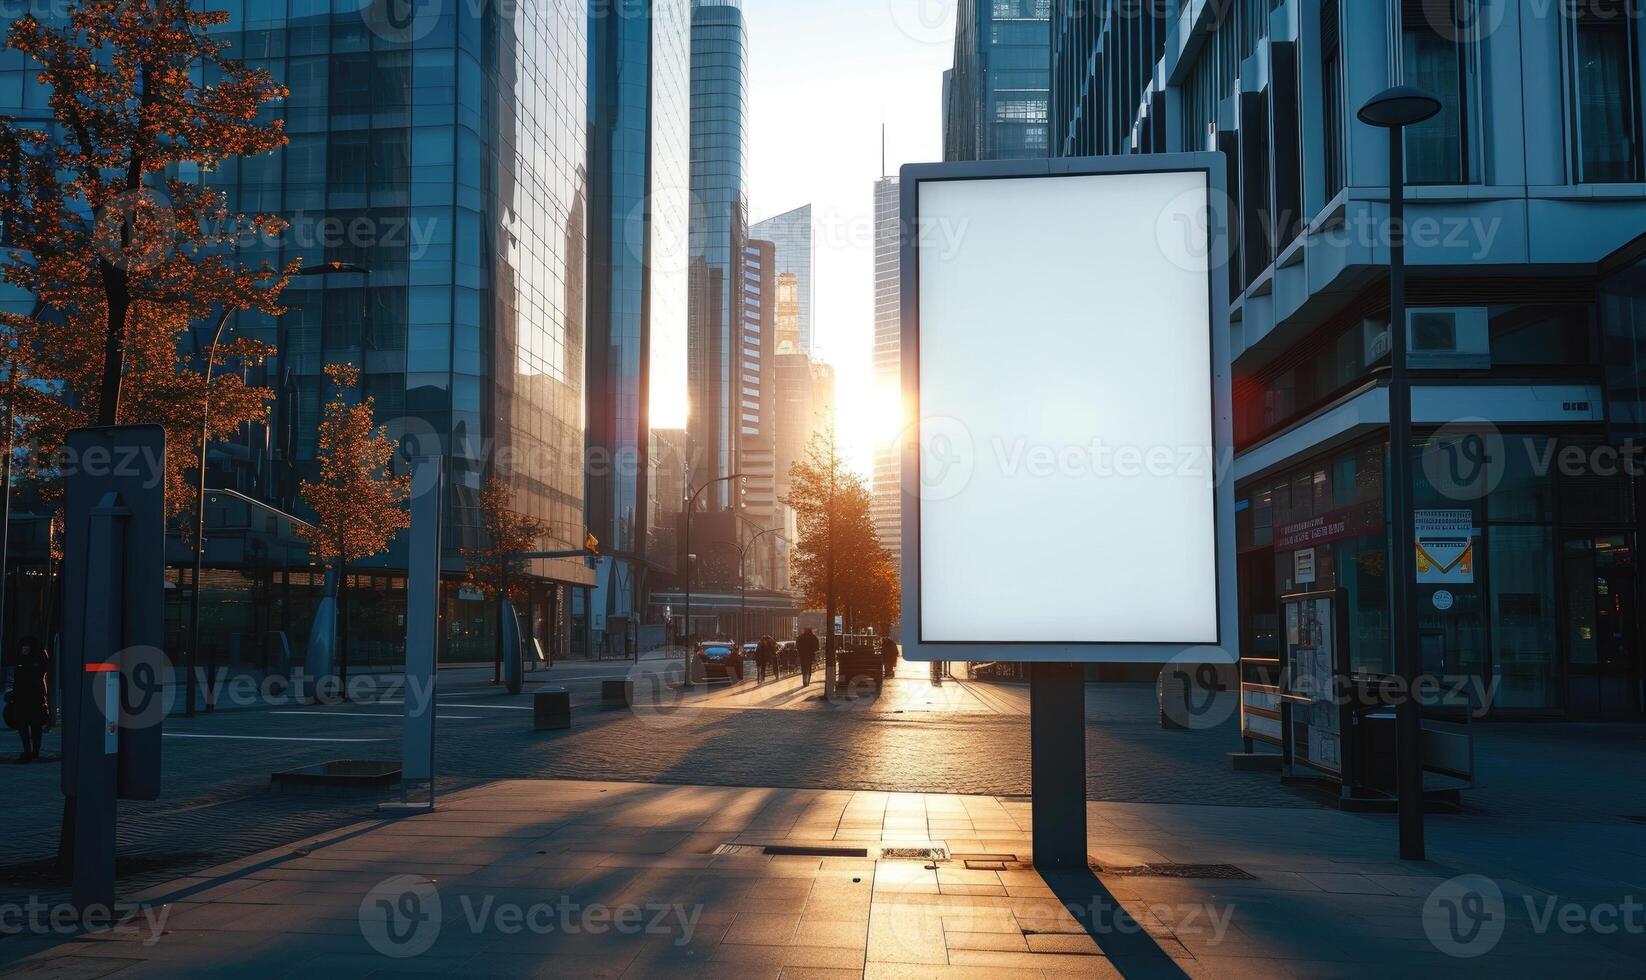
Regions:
[[681, 471, 743, 687], [185, 261, 369, 716], [737, 525, 787, 649], [1359, 85, 1442, 862]]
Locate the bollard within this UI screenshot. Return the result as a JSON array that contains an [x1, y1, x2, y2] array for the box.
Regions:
[[601, 679, 632, 708], [533, 687, 571, 730]]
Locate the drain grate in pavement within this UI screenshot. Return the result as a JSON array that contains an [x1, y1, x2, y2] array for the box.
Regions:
[[1096, 863, 1256, 880], [710, 844, 766, 856], [764, 844, 871, 858], [878, 847, 949, 862]]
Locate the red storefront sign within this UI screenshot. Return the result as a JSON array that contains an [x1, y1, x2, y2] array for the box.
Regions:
[[1274, 501, 1384, 551]]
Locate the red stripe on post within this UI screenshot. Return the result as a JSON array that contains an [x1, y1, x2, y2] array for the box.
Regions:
[[84, 663, 119, 672]]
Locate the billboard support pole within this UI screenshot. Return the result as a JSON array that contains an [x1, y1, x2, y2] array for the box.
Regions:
[[1030, 662, 1087, 870]]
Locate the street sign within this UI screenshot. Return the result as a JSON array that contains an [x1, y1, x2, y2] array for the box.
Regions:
[[899, 155, 1235, 664]]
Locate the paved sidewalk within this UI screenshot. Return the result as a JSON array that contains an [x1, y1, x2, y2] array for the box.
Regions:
[[669, 669, 1027, 715], [1, 778, 1641, 978]]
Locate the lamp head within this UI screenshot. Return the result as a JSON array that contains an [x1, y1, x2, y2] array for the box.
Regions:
[[1358, 85, 1443, 129]]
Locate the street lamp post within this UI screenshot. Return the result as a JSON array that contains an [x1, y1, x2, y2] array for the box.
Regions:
[[1359, 85, 1442, 862], [185, 261, 368, 717], [738, 525, 787, 649], [681, 472, 743, 687]]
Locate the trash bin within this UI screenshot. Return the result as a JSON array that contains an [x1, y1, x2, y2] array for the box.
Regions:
[[534, 687, 571, 730]]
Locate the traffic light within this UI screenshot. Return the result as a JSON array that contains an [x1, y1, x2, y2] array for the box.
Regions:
[[585, 532, 601, 557]]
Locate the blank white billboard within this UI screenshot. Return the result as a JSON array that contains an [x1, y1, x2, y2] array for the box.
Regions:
[[903, 162, 1233, 661]]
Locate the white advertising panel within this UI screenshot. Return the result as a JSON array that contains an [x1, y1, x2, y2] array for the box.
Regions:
[[900, 158, 1235, 664]]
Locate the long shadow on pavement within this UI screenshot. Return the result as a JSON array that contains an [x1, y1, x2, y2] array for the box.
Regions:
[[1043, 869, 1191, 980]]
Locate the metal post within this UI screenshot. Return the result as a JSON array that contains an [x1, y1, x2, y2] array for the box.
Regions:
[[1387, 125, 1425, 861], [186, 308, 232, 718], [1030, 662, 1086, 870], [683, 495, 693, 685]]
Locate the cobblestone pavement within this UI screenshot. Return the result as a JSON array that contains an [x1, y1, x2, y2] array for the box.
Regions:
[[2, 663, 1642, 914]]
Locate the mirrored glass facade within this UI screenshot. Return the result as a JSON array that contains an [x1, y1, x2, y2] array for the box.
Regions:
[[0, 0, 595, 661], [688, 0, 749, 510], [750, 204, 813, 354], [945, 0, 1050, 161], [586, 0, 691, 653]]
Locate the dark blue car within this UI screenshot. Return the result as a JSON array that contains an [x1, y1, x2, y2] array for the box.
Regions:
[[693, 641, 744, 683]]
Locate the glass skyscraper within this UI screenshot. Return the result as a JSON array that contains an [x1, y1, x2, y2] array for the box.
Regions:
[[945, 0, 1051, 161], [0, 1, 596, 663], [750, 204, 814, 354], [688, 0, 749, 511], [585, 0, 692, 654], [871, 177, 901, 565]]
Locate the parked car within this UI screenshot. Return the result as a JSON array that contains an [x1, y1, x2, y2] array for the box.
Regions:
[[693, 641, 744, 683]]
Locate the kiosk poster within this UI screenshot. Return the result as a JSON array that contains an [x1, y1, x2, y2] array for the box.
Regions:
[[1284, 595, 1342, 775], [1415, 509, 1477, 585]]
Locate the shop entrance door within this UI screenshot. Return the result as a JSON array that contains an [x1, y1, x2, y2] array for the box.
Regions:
[[1564, 535, 1644, 717]]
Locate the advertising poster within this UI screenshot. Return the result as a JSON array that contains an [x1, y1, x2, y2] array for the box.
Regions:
[[1415, 509, 1477, 585]]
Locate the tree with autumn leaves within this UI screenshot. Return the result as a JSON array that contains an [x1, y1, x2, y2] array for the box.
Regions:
[[297, 364, 410, 685], [463, 476, 551, 683], [0, 2, 296, 520], [783, 426, 899, 693]]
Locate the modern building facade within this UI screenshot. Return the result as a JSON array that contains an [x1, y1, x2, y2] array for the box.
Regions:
[[946, 0, 1051, 161], [750, 204, 815, 353], [739, 238, 780, 526], [0, 1, 601, 668], [584, 0, 692, 655], [688, 0, 751, 511], [775, 354, 835, 501], [1051, 0, 1646, 717], [871, 176, 902, 563]]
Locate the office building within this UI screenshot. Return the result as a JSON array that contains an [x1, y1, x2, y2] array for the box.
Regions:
[[872, 176, 902, 563], [585, 0, 692, 655], [775, 355, 835, 500], [945, 0, 1051, 161], [1050, 0, 1646, 717], [688, 0, 751, 511], [739, 238, 780, 526], [751, 204, 815, 353], [0, 2, 604, 664]]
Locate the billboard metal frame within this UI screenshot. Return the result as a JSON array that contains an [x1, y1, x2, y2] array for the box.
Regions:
[[898, 153, 1235, 664]]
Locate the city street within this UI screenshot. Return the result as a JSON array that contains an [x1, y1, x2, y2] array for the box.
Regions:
[[3, 659, 1642, 913]]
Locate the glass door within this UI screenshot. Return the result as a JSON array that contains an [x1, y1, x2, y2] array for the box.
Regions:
[[1564, 535, 1644, 717]]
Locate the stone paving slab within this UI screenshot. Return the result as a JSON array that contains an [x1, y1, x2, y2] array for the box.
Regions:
[[1, 777, 1643, 978]]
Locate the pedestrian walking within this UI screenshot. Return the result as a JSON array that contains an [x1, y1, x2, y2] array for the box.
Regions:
[[5, 636, 51, 763], [755, 634, 777, 683], [797, 628, 819, 686]]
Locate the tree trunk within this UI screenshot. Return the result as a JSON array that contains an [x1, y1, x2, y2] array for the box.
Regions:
[[824, 549, 837, 697], [337, 555, 349, 692], [494, 593, 504, 684], [96, 262, 129, 426]]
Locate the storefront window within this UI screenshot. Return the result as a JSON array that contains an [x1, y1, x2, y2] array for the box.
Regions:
[[1489, 526, 1559, 709], [1489, 435, 1555, 523]]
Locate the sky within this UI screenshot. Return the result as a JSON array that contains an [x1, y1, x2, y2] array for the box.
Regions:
[[742, 0, 957, 476]]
